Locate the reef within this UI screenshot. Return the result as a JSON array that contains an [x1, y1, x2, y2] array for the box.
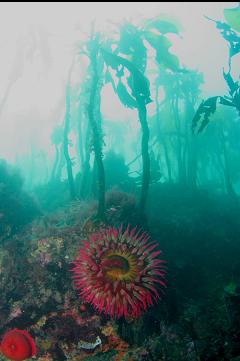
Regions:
[[0, 184, 240, 360]]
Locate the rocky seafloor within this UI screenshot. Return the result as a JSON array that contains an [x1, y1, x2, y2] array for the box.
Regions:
[[1, 184, 240, 361]]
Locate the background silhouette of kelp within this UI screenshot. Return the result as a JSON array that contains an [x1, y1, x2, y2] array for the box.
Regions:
[[0, 160, 40, 242]]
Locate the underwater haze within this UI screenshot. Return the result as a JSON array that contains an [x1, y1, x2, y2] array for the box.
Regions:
[[1, 2, 240, 361]]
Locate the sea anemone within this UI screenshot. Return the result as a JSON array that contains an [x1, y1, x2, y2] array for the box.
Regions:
[[0, 329, 37, 361], [71, 225, 166, 319]]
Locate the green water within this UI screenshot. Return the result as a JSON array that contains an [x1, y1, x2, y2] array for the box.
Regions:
[[0, 2, 240, 361]]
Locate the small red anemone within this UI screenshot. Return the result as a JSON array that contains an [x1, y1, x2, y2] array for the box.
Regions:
[[0, 329, 37, 361]]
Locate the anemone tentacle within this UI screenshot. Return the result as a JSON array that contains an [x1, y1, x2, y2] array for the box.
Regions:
[[71, 225, 166, 319]]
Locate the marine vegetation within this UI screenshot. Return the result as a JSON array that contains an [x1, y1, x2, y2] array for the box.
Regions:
[[1, 3, 240, 361], [71, 225, 166, 319], [192, 6, 240, 134], [63, 60, 77, 200], [86, 30, 106, 221], [103, 150, 134, 192], [100, 17, 181, 220], [0, 160, 40, 242]]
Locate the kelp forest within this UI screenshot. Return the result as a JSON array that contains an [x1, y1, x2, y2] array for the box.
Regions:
[[0, 3, 240, 361]]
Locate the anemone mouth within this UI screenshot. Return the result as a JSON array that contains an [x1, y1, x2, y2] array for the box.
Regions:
[[101, 251, 138, 282]]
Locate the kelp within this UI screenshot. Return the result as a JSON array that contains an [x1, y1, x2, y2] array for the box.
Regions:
[[101, 46, 151, 218], [118, 22, 147, 73], [88, 33, 106, 221], [142, 15, 181, 71], [192, 10, 240, 134], [224, 5, 240, 33], [116, 81, 137, 109], [142, 14, 182, 35], [143, 31, 180, 71], [101, 48, 152, 106], [63, 60, 76, 200], [103, 16, 181, 108], [192, 96, 219, 134], [50, 125, 64, 182], [192, 71, 240, 134], [205, 15, 240, 58], [100, 17, 181, 218]]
